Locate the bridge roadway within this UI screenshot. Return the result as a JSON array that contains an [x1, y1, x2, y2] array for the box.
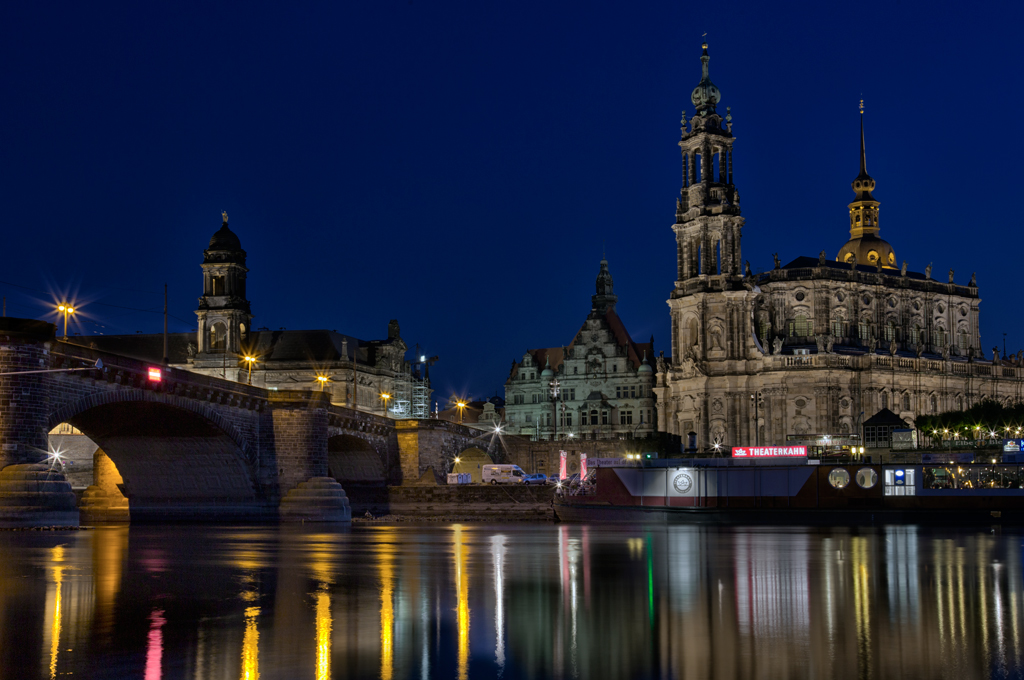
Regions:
[[0, 318, 496, 526]]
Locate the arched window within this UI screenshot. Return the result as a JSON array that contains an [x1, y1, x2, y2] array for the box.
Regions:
[[910, 325, 921, 345], [209, 322, 227, 351], [590, 409, 598, 425], [903, 393, 910, 411], [930, 394, 937, 413], [859, 320, 871, 341], [956, 395, 963, 411], [958, 330, 970, 352], [884, 321, 896, 342], [881, 392, 889, 409], [831, 318, 845, 337]]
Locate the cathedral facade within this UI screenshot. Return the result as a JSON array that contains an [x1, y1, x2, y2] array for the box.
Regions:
[[654, 43, 1024, 450]]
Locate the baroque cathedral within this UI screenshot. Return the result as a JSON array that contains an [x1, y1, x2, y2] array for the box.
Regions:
[[653, 43, 1024, 449]]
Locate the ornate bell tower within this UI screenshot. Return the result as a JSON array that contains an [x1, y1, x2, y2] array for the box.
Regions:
[[195, 212, 252, 357], [672, 41, 744, 284]]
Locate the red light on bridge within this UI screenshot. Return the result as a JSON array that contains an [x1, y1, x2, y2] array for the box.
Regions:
[[148, 367, 162, 382]]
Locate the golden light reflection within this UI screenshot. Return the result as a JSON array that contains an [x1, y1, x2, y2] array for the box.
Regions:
[[240, 606, 260, 680], [379, 538, 395, 680], [453, 525, 470, 680], [851, 537, 872, 671], [47, 545, 65, 680], [94, 527, 128, 631], [315, 589, 331, 680]]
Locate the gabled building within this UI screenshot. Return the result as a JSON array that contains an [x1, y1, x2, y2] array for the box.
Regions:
[[504, 259, 657, 441]]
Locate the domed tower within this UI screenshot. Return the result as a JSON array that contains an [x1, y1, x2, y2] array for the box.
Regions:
[[836, 103, 897, 268], [592, 257, 618, 314], [196, 212, 253, 357]]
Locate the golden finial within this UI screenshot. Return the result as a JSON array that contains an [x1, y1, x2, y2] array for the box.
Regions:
[[222, 210, 228, 223], [702, 31, 708, 49], [860, 98, 864, 114]]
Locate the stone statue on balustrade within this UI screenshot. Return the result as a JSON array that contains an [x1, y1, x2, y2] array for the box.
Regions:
[[993, 347, 1001, 365], [949, 268, 955, 284], [942, 345, 951, 360], [889, 340, 898, 356], [970, 272, 977, 287], [826, 335, 835, 353], [772, 337, 783, 355]]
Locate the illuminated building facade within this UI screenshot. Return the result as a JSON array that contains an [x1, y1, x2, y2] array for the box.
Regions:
[[655, 43, 1024, 449], [504, 258, 657, 441], [86, 214, 428, 414]]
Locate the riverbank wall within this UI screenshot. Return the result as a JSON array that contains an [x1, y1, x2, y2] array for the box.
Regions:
[[346, 484, 556, 521]]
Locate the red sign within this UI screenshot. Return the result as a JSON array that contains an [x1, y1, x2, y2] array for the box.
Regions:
[[559, 450, 567, 480], [147, 367, 162, 382], [732, 445, 807, 458]]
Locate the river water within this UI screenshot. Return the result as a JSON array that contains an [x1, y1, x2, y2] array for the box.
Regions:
[[1, 523, 1022, 679]]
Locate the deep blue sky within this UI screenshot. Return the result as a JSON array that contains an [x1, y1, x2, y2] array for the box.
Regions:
[[2, 1, 1022, 404]]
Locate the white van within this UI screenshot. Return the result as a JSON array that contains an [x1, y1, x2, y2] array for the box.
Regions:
[[482, 464, 526, 485]]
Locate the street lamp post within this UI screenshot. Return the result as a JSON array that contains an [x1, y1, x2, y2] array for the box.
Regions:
[[750, 392, 760, 446], [316, 375, 329, 391], [548, 377, 560, 442], [381, 392, 391, 417], [456, 400, 466, 424], [57, 304, 75, 339], [243, 356, 256, 385]]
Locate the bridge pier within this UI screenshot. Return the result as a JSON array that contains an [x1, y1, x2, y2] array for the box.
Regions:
[[267, 392, 350, 521], [79, 449, 129, 523], [0, 319, 79, 527]]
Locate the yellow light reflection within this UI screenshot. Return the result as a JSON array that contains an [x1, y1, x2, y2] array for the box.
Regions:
[[316, 589, 331, 680], [240, 606, 260, 680], [379, 542, 395, 680], [47, 545, 65, 680], [453, 525, 470, 680], [851, 537, 872, 671]]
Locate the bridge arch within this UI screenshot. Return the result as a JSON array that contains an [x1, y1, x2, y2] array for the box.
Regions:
[[48, 390, 262, 519], [326, 434, 386, 484]]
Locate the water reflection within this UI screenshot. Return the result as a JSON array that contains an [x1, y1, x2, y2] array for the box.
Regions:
[[0, 524, 1023, 679]]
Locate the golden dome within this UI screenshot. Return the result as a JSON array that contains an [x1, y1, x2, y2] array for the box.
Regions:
[[836, 235, 897, 269]]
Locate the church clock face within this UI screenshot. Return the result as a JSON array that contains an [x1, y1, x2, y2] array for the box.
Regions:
[[673, 472, 693, 494]]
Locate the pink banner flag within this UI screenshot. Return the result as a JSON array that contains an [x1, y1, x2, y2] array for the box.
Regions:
[[580, 453, 587, 480], [559, 450, 567, 480]]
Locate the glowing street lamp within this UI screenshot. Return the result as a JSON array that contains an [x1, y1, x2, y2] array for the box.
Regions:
[[243, 356, 257, 385], [56, 304, 75, 339], [316, 375, 330, 391], [456, 400, 467, 424], [381, 392, 391, 416]]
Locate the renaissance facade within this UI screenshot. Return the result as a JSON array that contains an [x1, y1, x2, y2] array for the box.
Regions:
[[653, 43, 1024, 449], [504, 259, 657, 441]]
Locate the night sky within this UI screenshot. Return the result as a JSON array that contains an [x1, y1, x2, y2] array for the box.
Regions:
[[2, 1, 1022, 404]]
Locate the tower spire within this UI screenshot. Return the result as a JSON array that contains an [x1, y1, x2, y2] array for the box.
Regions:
[[858, 99, 868, 179]]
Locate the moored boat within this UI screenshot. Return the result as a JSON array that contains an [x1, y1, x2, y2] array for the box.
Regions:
[[554, 460, 1024, 524]]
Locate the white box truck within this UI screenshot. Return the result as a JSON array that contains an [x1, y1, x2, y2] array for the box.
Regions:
[[481, 464, 526, 485]]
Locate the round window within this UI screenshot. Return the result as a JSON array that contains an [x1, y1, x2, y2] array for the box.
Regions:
[[836, 292, 845, 303], [862, 295, 871, 305], [828, 468, 851, 489], [867, 250, 879, 263], [856, 468, 878, 489], [795, 291, 805, 302]]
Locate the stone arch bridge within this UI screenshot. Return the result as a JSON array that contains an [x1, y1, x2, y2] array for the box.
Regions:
[[0, 319, 497, 526]]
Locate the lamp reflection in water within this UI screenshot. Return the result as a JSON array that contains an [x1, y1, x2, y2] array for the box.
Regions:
[[491, 535, 506, 674], [240, 606, 260, 680], [379, 538, 395, 680], [453, 525, 470, 680], [315, 588, 331, 680], [144, 609, 165, 680], [44, 545, 65, 680], [851, 537, 872, 672]]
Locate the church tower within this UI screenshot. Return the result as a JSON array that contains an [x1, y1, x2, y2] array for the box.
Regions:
[[672, 41, 743, 284], [195, 212, 252, 357], [667, 42, 749, 367], [836, 103, 897, 268]]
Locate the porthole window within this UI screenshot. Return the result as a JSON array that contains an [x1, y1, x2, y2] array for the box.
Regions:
[[856, 468, 878, 489], [836, 292, 845, 303], [828, 468, 851, 489], [862, 295, 871, 305], [795, 291, 805, 302]]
